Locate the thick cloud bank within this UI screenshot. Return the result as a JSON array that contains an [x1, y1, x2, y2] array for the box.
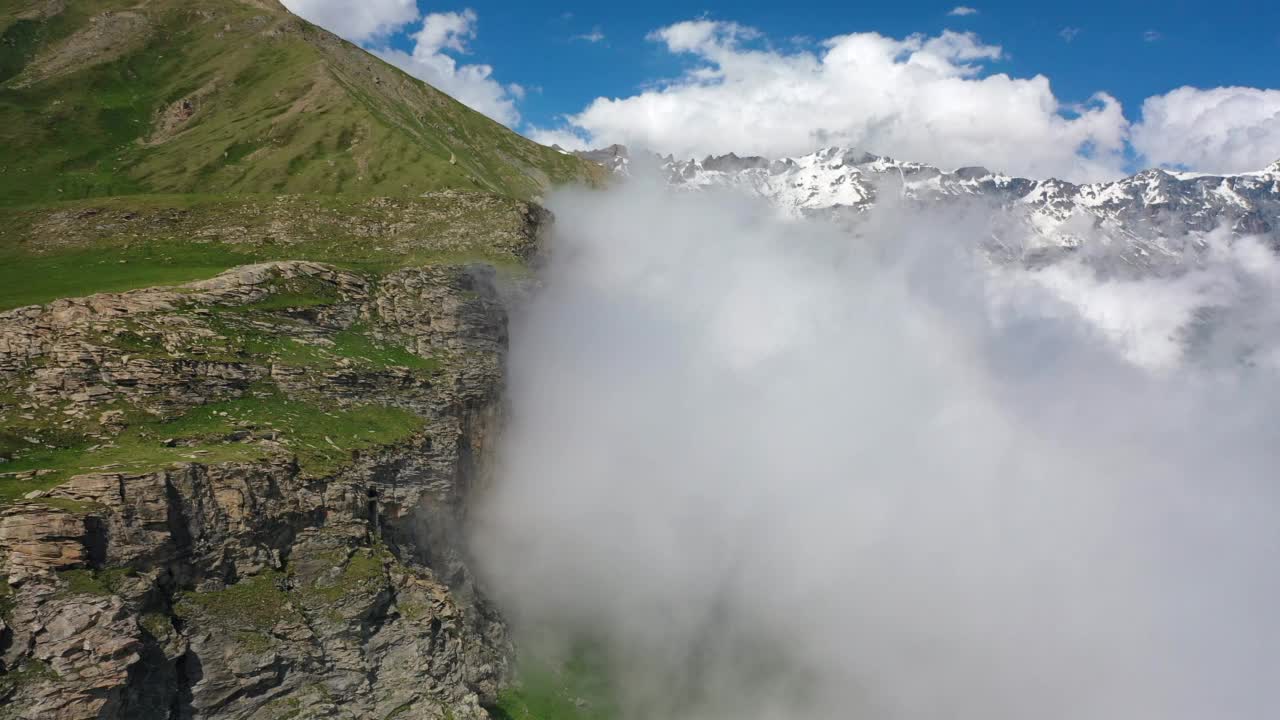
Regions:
[[1132, 86, 1280, 175], [534, 21, 1280, 181], [536, 24, 1128, 182], [475, 177, 1280, 720]]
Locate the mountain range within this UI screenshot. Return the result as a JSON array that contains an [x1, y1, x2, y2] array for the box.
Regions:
[[576, 144, 1280, 268], [1, 1, 1278, 718]]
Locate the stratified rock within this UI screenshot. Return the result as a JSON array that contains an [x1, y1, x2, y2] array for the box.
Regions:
[[0, 257, 520, 719], [0, 508, 88, 582]]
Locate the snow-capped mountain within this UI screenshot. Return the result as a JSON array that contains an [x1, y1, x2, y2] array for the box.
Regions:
[[564, 146, 1280, 371], [576, 145, 1280, 269]]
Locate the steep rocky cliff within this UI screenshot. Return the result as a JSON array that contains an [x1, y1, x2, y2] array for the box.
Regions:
[[0, 198, 543, 719], [0, 1, 612, 716]]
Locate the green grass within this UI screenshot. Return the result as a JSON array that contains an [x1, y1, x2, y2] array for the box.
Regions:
[[187, 318, 445, 384], [236, 275, 341, 312], [174, 569, 294, 630], [30, 496, 104, 513], [0, 395, 91, 467], [0, 390, 425, 504], [55, 566, 136, 596], [0, 0, 598, 207], [0, 659, 57, 692], [202, 319, 330, 366], [0, 193, 533, 311], [385, 704, 416, 720], [328, 327, 442, 373], [290, 546, 390, 607], [0, 406, 267, 504], [493, 651, 619, 720], [140, 611, 172, 639], [0, 239, 248, 310], [396, 599, 429, 622], [0, 3, 177, 204], [232, 630, 276, 654], [0, 19, 46, 84], [174, 545, 394, 647], [0, 574, 14, 620], [261, 695, 304, 720], [168, 392, 425, 476]]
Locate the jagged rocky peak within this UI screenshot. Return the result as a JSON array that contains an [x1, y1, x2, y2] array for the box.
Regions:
[[700, 152, 771, 172], [565, 144, 631, 173]]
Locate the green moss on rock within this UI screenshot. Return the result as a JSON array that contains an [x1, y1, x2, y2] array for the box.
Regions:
[[0, 659, 58, 693], [56, 567, 137, 597], [292, 546, 390, 606], [139, 611, 172, 639], [174, 570, 295, 630], [0, 575, 14, 620]]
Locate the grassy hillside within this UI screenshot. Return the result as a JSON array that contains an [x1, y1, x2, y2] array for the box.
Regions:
[[0, 0, 599, 205], [0, 192, 543, 310]]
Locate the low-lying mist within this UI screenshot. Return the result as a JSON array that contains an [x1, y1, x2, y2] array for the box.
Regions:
[[473, 174, 1280, 720]]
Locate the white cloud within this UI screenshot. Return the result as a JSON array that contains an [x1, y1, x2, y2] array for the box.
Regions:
[[574, 26, 606, 43], [548, 21, 1129, 181], [1132, 86, 1280, 174], [373, 10, 523, 126], [280, 0, 419, 43], [648, 19, 761, 52], [479, 179, 1280, 720], [527, 126, 592, 150], [415, 8, 475, 52], [1144, 30, 1162, 42], [280, 2, 522, 127], [1060, 26, 1080, 42], [948, 6, 979, 16]]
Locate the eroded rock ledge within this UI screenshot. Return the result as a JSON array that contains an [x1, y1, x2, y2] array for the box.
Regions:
[[0, 259, 519, 719]]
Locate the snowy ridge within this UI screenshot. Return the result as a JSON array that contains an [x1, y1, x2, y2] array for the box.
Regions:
[[579, 146, 1280, 259], [570, 146, 1280, 371]]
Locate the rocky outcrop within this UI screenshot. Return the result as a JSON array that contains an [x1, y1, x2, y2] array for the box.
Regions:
[[0, 262, 364, 414], [0, 258, 520, 719], [11, 9, 152, 89], [0, 508, 90, 582], [3, 582, 145, 719]]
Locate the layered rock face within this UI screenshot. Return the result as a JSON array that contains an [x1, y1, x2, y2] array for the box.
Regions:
[[0, 258, 521, 719]]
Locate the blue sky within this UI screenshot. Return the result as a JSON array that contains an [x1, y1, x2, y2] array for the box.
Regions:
[[282, 0, 1280, 180], [429, 0, 1280, 136]]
